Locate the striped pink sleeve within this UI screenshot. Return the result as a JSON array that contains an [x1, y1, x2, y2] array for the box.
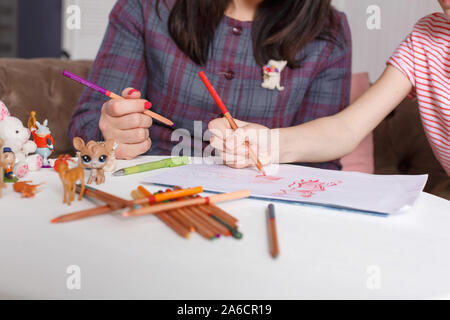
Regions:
[[387, 34, 417, 98]]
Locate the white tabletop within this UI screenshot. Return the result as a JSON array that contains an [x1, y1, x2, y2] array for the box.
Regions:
[[0, 156, 449, 299]]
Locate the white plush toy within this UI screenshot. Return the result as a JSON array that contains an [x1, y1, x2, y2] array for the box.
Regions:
[[0, 100, 43, 178]]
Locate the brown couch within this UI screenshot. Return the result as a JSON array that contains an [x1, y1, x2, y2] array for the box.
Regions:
[[0, 58, 448, 199]]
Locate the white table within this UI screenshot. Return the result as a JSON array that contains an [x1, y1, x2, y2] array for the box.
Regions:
[[0, 156, 449, 299]]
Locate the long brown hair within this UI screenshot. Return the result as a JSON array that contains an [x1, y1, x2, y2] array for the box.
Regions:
[[157, 0, 340, 68]]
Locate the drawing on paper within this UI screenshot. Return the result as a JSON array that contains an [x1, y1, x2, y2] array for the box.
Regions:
[[273, 179, 343, 198]]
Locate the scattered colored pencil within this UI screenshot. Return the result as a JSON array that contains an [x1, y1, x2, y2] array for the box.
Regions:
[[208, 214, 243, 239], [63, 70, 175, 127], [123, 190, 251, 217], [113, 156, 189, 176], [198, 71, 266, 175], [267, 203, 279, 258], [131, 189, 191, 239], [51, 185, 203, 223]]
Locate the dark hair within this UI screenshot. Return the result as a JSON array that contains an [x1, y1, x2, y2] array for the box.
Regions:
[[157, 0, 339, 68]]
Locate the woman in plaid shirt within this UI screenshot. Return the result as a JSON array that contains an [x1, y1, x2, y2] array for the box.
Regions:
[[68, 0, 352, 170]]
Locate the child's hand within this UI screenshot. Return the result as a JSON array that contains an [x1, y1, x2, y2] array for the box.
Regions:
[[208, 118, 278, 169], [99, 88, 153, 160]]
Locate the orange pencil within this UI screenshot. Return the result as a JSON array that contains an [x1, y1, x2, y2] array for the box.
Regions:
[[198, 71, 266, 175]]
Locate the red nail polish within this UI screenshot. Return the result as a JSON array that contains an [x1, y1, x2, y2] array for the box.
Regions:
[[128, 89, 138, 96], [145, 101, 152, 109]]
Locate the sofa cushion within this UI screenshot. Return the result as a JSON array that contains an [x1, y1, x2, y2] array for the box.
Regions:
[[0, 58, 92, 155]]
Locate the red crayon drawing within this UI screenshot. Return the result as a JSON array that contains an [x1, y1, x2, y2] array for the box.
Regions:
[[273, 179, 342, 198], [254, 175, 283, 184]]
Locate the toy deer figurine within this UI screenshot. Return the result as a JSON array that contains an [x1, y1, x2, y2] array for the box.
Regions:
[[56, 154, 85, 205], [73, 137, 115, 185]]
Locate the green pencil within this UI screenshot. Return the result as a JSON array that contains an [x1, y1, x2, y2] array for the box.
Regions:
[[112, 156, 189, 176]]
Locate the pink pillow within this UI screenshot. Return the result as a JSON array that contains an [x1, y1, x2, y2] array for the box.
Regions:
[[341, 73, 374, 173]]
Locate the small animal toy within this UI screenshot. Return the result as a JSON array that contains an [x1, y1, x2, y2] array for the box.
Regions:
[[0, 101, 43, 178], [2, 147, 16, 181], [73, 137, 115, 185], [0, 138, 6, 197], [28, 111, 37, 131], [261, 60, 287, 91], [57, 154, 85, 205], [32, 119, 54, 168], [13, 180, 43, 198]]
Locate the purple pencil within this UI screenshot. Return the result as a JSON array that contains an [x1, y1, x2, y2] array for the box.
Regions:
[[62, 70, 175, 127]]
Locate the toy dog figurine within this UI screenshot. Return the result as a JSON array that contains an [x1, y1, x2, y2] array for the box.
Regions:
[[56, 154, 85, 205], [31, 119, 54, 168], [73, 137, 115, 185]]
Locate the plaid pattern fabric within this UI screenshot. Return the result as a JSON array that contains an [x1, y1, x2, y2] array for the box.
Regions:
[[68, 0, 352, 170]]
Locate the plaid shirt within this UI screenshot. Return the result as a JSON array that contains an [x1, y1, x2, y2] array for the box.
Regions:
[[68, 0, 352, 170]]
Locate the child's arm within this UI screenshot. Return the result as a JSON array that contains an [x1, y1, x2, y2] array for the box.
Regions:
[[209, 66, 412, 167], [280, 65, 412, 163]]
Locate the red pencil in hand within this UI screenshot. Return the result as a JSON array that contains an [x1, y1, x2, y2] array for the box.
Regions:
[[198, 71, 266, 175]]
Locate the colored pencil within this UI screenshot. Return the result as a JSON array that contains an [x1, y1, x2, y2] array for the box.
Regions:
[[198, 71, 266, 175], [113, 156, 189, 176], [136, 185, 203, 205], [131, 189, 190, 239], [190, 206, 231, 237], [137, 186, 214, 239], [136, 187, 196, 234], [208, 214, 243, 239], [267, 204, 279, 258], [63, 70, 175, 127], [123, 190, 251, 217], [51, 205, 114, 224], [204, 203, 238, 228], [51, 185, 201, 223]]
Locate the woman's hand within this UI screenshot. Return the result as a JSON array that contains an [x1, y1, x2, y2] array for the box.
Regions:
[[208, 118, 279, 169], [99, 88, 153, 159]]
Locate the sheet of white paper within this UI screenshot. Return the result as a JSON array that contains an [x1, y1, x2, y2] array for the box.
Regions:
[[142, 161, 428, 215]]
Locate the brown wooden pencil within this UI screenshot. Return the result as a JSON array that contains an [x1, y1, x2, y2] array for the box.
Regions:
[[189, 206, 231, 237], [267, 204, 280, 258], [168, 209, 196, 233], [203, 203, 238, 228], [131, 189, 191, 239], [172, 208, 215, 240], [51, 205, 114, 223]]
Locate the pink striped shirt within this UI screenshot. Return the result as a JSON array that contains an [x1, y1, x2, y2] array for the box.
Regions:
[[388, 13, 450, 176]]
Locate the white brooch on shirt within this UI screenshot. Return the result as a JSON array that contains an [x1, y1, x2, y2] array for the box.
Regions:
[[261, 60, 287, 91]]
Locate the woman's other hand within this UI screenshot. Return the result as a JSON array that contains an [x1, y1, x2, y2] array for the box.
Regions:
[[99, 88, 153, 159]]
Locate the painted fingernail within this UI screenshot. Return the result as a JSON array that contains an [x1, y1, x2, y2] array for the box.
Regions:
[[144, 101, 152, 109], [128, 89, 138, 96]]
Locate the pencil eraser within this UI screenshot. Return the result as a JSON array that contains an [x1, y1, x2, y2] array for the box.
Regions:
[[144, 101, 152, 110]]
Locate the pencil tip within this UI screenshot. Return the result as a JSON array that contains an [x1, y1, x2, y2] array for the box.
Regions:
[[112, 169, 124, 176], [171, 123, 176, 128], [51, 219, 58, 223]]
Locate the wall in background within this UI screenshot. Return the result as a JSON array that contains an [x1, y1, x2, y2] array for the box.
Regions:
[[333, 0, 441, 81], [62, 0, 442, 81]]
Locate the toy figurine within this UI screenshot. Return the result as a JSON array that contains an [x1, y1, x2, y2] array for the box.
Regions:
[[0, 101, 43, 178], [0, 138, 6, 197], [73, 137, 115, 185], [31, 120, 54, 168], [13, 181, 43, 198], [56, 154, 85, 205], [2, 147, 16, 181], [28, 111, 37, 131]]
